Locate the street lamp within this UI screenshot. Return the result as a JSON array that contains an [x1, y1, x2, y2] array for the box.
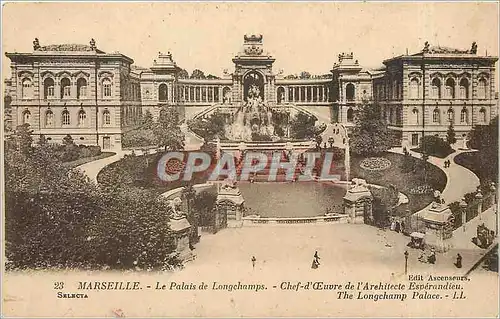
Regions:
[[491, 182, 498, 236], [459, 197, 467, 232], [404, 250, 409, 275]]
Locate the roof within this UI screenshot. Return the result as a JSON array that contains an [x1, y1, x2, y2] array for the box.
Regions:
[[38, 44, 105, 54]]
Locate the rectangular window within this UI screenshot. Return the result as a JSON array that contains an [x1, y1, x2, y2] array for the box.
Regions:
[[63, 86, 71, 97], [411, 134, 419, 146], [104, 84, 112, 97], [47, 87, 54, 97]]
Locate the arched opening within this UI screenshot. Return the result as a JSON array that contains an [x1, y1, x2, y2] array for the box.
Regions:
[[103, 110, 111, 125], [478, 78, 487, 99], [62, 110, 71, 126], [447, 108, 455, 123], [222, 87, 231, 104], [45, 110, 54, 127], [158, 83, 168, 102], [433, 108, 440, 123], [410, 78, 419, 99], [60, 78, 71, 98], [459, 78, 469, 99], [77, 78, 87, 99], [346, 83, 355, 101], [431, 78, 441, 98], [243, 71, 264, 102], [445, 78, 455, 98], [22, 78, 33, 99], [43, 78, 55, 99], [277, 87, 285, 104], [460, 108, 468, 124], [22, 110, 31, 125], [102, 78, 112, 98], [412, 108, 419, 125], [479, 108, 487, 123], [347, 108, 354, 122], [78, 110, 86, 126]]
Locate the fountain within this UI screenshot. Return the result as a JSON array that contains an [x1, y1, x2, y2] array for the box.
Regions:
[[226, 84, 275, 141]]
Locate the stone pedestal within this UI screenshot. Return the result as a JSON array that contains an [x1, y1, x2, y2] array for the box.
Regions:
[[169, 215, 194, 261], [216, 180, 245, 228], [343, 179, 373, 224], [420, 202, 454, 252]]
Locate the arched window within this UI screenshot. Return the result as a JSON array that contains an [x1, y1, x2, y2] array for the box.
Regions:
[[447, 108, 455, 123], [222, 87, 231, 104], [78, 110, 86, 126], [22, 78, 33, 99], [346, 83, 355, 101], [77, 78, 87, 99], [102, 79, 112, 98], [433, 108, 440, 123], [409, 78, 419, 99], [347, 108, 354, 122], [62, 110, 71, 125], [103, 110, 111, 125], [478, 78, 487, 99], [431, 78, 441, 98], [277, 87, 285, 104], [158, 83, 168, 102], [479, 108, 487, 123], [445, 78, 455, 99], [412, 108, 419, 125], [44, 78, 55, 99], [45, 110, 54, 127], [60, 78, 71, 98], [22, 110, 31, 124], [460, 108, 468, 124], [459, 78, 469, 99]]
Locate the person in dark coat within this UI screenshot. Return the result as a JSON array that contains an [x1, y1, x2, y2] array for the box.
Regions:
[[455, 253, 462, 268], [312, 251, 321, 269]]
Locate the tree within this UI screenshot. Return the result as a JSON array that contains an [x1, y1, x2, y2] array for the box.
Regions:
[[178, 69, 189, 79], [350, 103, 394, 156], [10, 123, 34, 155], [467, 116, 498, 183], [187, 112, 226, 141], [190, 69, 206, 79], [419, 135, 454, 158], [63, 134, 74, 146], [289, 112, 317, 139], [141, 110, 154, 129], [181, 184, 198, 245], [154, 106, 185, 151], [446, 122, 457, 145], [192, 191, 218, 227], [38, 134, 48, 146], [371, 186, 399, 227], [299, 71, 311, 79]]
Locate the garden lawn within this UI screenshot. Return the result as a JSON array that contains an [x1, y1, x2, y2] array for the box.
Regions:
[[351, 152, 447, 216]]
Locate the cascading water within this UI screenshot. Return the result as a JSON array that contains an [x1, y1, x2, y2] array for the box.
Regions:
[[225, 84, 275, 141]]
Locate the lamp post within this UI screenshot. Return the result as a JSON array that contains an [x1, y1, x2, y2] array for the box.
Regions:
[[459, 197, 467, 232], [491, 182, 498, 237], [404, 250, 409, 275]]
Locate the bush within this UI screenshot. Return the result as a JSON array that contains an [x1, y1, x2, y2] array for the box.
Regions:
[[414, 135, 454, 158], [87, 189, 181, 270]]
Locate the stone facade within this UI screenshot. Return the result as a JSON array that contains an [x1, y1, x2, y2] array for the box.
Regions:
[[5, 39, 142, 150], [4, 36, 498, 150]]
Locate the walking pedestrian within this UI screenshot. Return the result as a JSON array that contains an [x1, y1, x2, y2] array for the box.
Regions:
[[251, 256, 256, 269], [455, 253, 462, 268], [311, 251, 321, 269]]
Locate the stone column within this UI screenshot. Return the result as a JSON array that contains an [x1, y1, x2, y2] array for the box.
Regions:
[[420, 202, 454, 252], [168, 214, 194, 262], [292, 86, 295, 101], [343, 180, 373, 224]]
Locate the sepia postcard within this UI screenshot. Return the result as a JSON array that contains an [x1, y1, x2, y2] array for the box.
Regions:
[[1, 1, 499, 317]]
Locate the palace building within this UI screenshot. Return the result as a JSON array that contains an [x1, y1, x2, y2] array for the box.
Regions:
[[4, 35, 498, 150]]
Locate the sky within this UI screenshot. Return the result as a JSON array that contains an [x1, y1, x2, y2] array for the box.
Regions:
[[2, 2, 499, 83]]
